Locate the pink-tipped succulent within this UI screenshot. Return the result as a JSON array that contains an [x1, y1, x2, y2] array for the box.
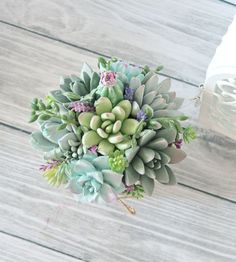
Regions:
[[100, 71, 117, 86], [175, 139, 183, 149]]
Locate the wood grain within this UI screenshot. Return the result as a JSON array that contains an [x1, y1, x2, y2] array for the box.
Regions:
[[0, 23, 198, 133], [0, 0, 235, 84], [0, 232, 83, 262], [0, 24, 236, 201], [0, 124, 236, 262]]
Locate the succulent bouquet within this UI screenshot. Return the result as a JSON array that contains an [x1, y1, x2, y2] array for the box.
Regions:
[[30, 57, 196, 213]]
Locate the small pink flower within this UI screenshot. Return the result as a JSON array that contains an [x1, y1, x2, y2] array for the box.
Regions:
[[100, 71, 116, 86], [69, 101, 94, 112], [175, 139, 183, 149], [126, 185, 135, 193], [39, 160, 59, 171], [89, 145, 98, 154]]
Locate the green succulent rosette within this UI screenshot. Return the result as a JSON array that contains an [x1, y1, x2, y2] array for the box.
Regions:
[[125, 128, 186, 195], [78, 97, 140, 155]]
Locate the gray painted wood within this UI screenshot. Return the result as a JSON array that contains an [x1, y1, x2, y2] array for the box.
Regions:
[[0, 233, 82, 262], [0, 0, 235, 84], [0, 125, 236, 262], [0, 24, 236, 201]]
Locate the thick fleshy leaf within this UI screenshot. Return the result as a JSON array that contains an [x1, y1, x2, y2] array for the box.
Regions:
[[163, 146, 187, 164], [138, 129, 156, 146], [108, 132, 124, 144], [145, 75, 158, 94], [98, 140, 115, 155], [155, 165, 169, 183], [92, 156, 110, 171], [50, 90, 69, 103], [116, 100, 132, 118], [83, 72, 91, 92], [90, 72, 100, 91], [143, 91, 157, 105], [159, 152, 171, 165], [150, 98, 166, 110], [41, 122, 68, 143], [147, 138, 168, 150], [138, 147, 155, 163], [116, 139, 132, 150], [132, 156, 145, 175], [102, 170, 123, 189], [68, 178, 83, 194], [125, 165, 140, 186], [58, 133, 77, 151], [30, 131, 56, 151], [167, 97, 184, 110], [82, 130, 103, 147], [165, 166, 177, 185], [72, 159, 96, 175], [121, 118, 139, 135], [59, 76, 72, 92], [131, 101, 141, 117], [154, 110, 183, 118], [140, 175, 154, 196], [145, 166, 156, 179], [78, 112, 94, 128], [158, 78, 171, 93], [95, 97, 112, 115], [44, 147, 64, 160], [155, 128, 177, 144], [141, 71, 155, 85], [130, 77, 141, 90], [100, 183, 117, 202], [112, 106, 126, 121], [88, 171, 104, 184], [90, 115, 102, 130], [125, 146, 140, 163], [80, 62, 93, 79], [134, 85, 145, 107]]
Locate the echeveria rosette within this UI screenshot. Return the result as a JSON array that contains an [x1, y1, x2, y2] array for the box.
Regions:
[[96, 71, 124, 106], [50, 62, 100, 103], [129, 72, 184, 122], [67, 154, 125, 203], [78, 97, 140, 155], [31, 117, 82, 161], [124, 128, 186, 195]]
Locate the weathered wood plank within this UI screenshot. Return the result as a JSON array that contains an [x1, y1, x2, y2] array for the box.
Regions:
[[0, 232, 83, 262], [0, 0, 235, 84], [0, 24, 236, 201], [0, 125, 236, 262], [0, 24, 198, 133]]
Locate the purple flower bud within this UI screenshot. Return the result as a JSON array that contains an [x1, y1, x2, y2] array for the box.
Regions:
[[175, 139, 183, 149], [100, 71, 117, 86], [124, 86, 135, 101], [136, 110, 148, 122]]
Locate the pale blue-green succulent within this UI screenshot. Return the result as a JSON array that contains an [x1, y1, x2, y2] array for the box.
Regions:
[[30, 118, 82, 160], [67, 154, 125, 203], [125, 128, 186, 195]]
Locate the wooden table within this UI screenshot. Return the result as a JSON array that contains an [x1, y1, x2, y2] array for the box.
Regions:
[[0, 1, 236, 261]]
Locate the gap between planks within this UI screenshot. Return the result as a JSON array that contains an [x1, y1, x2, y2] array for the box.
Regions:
[[0, 19, 198, 88], [0, 230, 87, 262], [0, 121, 235, 205]]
